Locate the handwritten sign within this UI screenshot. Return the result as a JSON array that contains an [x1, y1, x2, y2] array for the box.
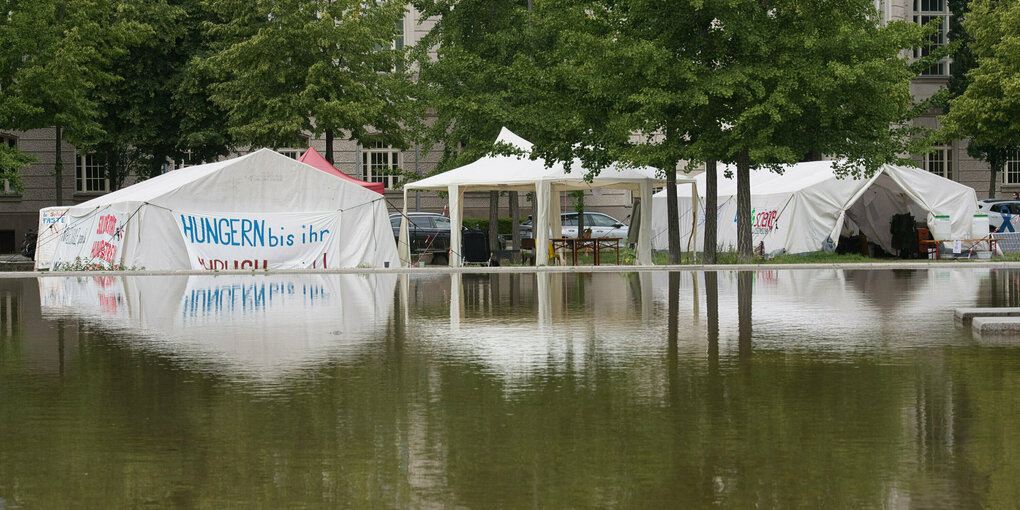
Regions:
[[174, 211, 341, 270], [50, 209, 128, 269]]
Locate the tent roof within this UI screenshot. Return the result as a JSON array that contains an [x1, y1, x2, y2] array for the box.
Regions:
[[73, 149, 383, 211], [653, 160, 976, 199], [655, 160, 865, 198], [404, 127, 690, 192], [298, 147, 385, 194]]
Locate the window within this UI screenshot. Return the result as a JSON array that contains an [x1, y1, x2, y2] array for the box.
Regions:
[[588, 213, 620, 227], [914, 0, 950, 76], [432, 216, 450, 230], [75, 153, 109, 193], [279, 149, 300, 159], [1, 134, 17, 195], [394, 18, 404, 51], [921, 146, 953, 179], [361, 142, 400, 189], [1002, 150, 1020, 185]]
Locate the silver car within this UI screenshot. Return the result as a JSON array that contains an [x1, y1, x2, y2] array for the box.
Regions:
[[519, 212, 629, 239]]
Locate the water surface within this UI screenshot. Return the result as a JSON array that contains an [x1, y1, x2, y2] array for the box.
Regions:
[[1, 269, 1018, 508]]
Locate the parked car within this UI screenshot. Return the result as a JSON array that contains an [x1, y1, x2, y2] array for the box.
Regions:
[[389, 212, 490, 264], [978, 199, 1020, 232], [519, 212, 629, 239]]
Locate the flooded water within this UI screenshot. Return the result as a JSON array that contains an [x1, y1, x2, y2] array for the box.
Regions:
[[1, 269, 1019, 508]]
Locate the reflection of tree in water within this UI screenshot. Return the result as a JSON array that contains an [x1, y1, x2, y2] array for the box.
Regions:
[[983, 269, 1020, 307]]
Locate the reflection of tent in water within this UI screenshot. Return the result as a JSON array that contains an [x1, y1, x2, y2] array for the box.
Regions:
[[38, 274, 397, 379], [651, 161, 979, 256], [650, 269, 983, 349]]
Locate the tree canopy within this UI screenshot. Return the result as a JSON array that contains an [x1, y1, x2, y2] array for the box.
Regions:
[[201, 0, 417, 161], [504, 0, 926, 261], [941, 0, 1020, 197]]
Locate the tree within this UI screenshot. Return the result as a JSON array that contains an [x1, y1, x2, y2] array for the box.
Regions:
[[202, 0, 416, 164], [87, 0, 236, 189], [941, 0, 1020, 198], [525, 0, 925, 262], [0, 0, 133, 204], [411, 1, 539, 254]]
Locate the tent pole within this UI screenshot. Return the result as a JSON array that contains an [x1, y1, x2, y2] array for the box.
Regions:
[[448, 185, 463, 267], [535, 181, 550, 265], [638, 181, 653, 265], [399, 188, 410, 267]]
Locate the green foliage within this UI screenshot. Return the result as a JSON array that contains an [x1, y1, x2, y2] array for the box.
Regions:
[[0, 144, 35, 193], [201, 0, 417, 153], [463, 217, 521, 235], [410, 0, 573, 175], [51, 257, 141, 271], [940, 0, 1020, 194], [0, 0, 136, 146], [89, 0, 235, 187]]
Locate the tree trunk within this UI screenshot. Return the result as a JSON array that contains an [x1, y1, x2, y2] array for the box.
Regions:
[[704, 159, 718, 264], [55, 126, 63, 206], [510, 191, 520, 252], [489, 191, 500, 251], [325, 129, 334, 165], [736, 150, 752, 262], [666, 163, 682, 264], [989, 151, 1001, 199], [574, 191, 586, 238]]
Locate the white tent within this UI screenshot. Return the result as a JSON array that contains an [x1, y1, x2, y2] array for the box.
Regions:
[[651, 161, 980, 256], [400, 128, 697, 266], [35, 149, 397, 270]]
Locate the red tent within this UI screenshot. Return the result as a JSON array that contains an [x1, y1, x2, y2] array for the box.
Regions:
[[298, 147, 385, 195]]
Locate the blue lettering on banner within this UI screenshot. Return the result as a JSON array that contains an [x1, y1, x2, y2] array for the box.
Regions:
[[179, 214, 295, 247]]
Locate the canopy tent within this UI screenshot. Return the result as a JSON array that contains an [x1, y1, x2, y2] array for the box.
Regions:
[[35, 149, 397, 270], [650, 160, 980, 256], [298, 147, 385, 194], [400, 127, 698, 266]]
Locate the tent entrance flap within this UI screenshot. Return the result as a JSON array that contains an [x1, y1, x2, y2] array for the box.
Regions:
[[842, 173, 931, 255]]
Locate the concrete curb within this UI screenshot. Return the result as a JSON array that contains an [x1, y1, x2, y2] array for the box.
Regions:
[[3, 260, 1020, 278]]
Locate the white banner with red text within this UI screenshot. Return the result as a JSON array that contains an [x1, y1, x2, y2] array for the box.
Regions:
[[173, 211, 341, 270], [50, 209, 129, 269]]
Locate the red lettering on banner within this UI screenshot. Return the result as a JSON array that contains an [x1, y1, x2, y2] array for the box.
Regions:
[[90, 240, 117, 263], [198, 257, 268, 270], [96, 214, 117, 236]]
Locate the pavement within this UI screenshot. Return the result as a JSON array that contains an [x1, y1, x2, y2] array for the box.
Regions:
[[2, 258, 1020, 278], [0, 254, 34, 272]]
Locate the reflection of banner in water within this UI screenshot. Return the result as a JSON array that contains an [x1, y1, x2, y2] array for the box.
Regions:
[[50, 209, 129, 268], [38, 274, 398, 379], [38, 276, 130, 320], [174, 211, 340, 270]]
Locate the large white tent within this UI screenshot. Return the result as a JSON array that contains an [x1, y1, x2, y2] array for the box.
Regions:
[[400, 128, 697, 266], [651, 161, 980, 256], [35, 149, 397, 270]]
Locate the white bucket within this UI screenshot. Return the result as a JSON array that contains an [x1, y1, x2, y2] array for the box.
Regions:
[[972, 214, 990, 238], [932, 215, 951, 240]]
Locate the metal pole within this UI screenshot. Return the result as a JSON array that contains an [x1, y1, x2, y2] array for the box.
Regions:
[[415, 143, 421, 212]]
